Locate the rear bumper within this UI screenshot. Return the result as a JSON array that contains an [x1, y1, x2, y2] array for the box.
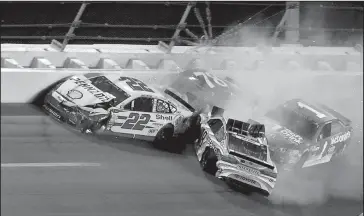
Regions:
[[216, 161, 276, 196]]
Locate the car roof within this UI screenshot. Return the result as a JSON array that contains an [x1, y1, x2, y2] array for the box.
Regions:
[[103, 74, 165, 99], [282, 98, 337, 124]]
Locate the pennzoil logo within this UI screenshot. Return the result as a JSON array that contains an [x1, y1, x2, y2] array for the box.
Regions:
[[70, 77, 114, 102], [67, 89, 83, 99]]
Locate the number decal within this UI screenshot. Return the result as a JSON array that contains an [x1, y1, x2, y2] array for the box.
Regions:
[[193, 72, 228, 89], [318, 141, 329, 158], [297, 102, 326, 119], [121, 113, 139, 129], [133, 114, 151, 130], [121, 113, 151, 131], [119, 77, 154, 92]]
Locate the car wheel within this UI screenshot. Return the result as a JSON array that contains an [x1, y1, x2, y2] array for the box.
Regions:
[[183, 114, 202, 144], [200, 148, 218, 175], [153, 124, 184, 153]]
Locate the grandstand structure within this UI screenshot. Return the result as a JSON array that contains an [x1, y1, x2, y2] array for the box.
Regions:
[[0, 1, 363, 53]]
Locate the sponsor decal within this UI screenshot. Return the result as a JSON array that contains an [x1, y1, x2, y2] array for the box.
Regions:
[[156, 114, 173, 121], [67, 89, 83, 100], [152, 122, 164, 127], [44, 105, 61, 119], [148, 128, 158, 134], [331, 131, 351, 144], [232, 174, 257, 185], [240, 159, 254, 166], [327, 145, 335, 154], [238, 165, 260, 175], [70, 77, 113, 102], [310, 145, 320, 152], [280, 128, 303, 144]]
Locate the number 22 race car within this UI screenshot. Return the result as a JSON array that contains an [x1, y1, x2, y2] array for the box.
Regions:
[[195, 107, 278, 196], [43, 74, 200, 153]]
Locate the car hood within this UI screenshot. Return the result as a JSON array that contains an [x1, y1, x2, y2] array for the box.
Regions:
[[56, 75, 116, 107], [259, 117, 306, 149]]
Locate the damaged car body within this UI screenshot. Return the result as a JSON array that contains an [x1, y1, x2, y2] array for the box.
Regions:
[[262, 99, 353, 171], [195, 107, 278, 196], [43, 74, 200, 153]]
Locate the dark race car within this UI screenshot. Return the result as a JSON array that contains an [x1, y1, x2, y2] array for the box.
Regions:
[[168, 68, 259, 112], [260, 98, 353, 171]]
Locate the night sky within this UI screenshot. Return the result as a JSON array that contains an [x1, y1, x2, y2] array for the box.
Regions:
[[0, 1, 362, 46]]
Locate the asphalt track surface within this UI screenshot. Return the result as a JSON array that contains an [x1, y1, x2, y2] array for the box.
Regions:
[[1, 104, 363, 216]]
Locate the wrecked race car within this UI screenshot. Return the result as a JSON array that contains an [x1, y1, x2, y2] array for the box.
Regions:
[[43, 74, 200, 153]]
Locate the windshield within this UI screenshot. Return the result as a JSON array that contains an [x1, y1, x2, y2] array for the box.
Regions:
[[266, 105, 319, 140], [228, 134, 268, 162], [89, 76, 130, 105]]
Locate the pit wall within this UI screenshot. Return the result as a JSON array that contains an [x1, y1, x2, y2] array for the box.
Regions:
[[1, 44, 363, 103]]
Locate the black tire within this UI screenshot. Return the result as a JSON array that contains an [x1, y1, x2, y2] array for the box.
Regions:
[[153, 124, 185, 153], [182, 114, 202, 144], [200, 148, 218, 175]]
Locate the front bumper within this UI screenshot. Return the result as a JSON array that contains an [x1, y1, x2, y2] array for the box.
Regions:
[[44, 91, 80, 127], [215, 161, 276, 196]]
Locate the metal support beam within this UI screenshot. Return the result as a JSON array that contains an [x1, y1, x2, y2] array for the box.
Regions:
[[285, 1, 300, 43], [159, 2, 194, 53], [52, 3, 88, 52]]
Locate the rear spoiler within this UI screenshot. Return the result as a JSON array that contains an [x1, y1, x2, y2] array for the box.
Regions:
[[226, 118, 265, 138], [319, 104, 352, 126]]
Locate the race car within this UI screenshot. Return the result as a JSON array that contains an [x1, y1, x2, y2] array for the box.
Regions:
[[261, 98, 353, 170], [43, 74, 200, 152], [195, 106, 278, 196], [168, 68, 260, 112]]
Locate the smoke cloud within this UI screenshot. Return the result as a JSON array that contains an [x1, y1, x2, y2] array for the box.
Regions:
[[190, 4, 363, 206]]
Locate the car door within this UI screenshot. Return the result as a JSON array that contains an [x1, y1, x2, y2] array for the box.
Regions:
[[150, 98, 178, 136], [324, 120, 350, 157], [109, 96, 154, 138], [306, 121, 336, 165]]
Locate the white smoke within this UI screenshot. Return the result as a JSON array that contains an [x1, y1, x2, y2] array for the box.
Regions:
[[191, 4, 363, 206]]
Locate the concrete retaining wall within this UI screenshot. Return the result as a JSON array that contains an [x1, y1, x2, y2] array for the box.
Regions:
[[2, 68, 362, 103], [1, 44, 363, 71], [1, 44, 362, 103]]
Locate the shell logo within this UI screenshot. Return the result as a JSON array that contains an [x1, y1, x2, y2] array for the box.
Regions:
[[67, 89, 83, 100]]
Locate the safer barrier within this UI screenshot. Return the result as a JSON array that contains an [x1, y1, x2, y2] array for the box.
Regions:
[[1, 44, 363, 71], [2, 68, 362, 103]]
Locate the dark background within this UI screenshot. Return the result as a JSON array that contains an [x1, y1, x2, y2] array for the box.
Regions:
[[0, 1, 363, 46]]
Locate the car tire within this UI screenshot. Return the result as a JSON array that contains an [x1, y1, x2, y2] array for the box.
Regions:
[[183, 113, 202, 144], [200, 148, 218, 175], [153, 124, 185, 153]]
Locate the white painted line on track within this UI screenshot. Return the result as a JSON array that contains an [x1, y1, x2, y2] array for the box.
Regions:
[[1, 162, 102, 168]]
